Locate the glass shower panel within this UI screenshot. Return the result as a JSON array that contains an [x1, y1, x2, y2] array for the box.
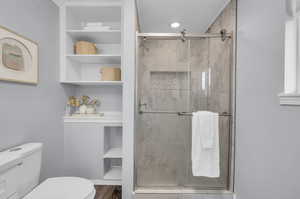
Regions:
[[136, 37, 232, 189], [136, 40, 191, 187], [183, 37, 232, 189]]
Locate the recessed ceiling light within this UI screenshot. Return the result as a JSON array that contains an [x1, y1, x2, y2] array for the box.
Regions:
[[171, 22, 181, 29]]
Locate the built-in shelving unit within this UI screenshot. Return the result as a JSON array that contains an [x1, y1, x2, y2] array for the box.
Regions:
[[60, 1, 123, 186], [60, 2, 122, 83]]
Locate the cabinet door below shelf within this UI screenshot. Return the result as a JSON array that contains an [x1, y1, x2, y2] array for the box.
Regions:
[[64, 124, 104, 179]]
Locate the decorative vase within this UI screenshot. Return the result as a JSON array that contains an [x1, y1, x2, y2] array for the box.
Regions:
[[86, 105, 96, 114], [79, 104, 88, 114], [65, 104, 71, 116]]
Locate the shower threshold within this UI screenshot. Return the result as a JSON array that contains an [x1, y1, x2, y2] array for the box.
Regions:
[[134, 187, 233, 194]]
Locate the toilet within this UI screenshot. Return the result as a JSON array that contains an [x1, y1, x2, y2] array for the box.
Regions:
[[0, 143, 95, 199]]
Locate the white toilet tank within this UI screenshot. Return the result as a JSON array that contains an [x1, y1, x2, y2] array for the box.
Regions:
[[0, 143, 42, 199]]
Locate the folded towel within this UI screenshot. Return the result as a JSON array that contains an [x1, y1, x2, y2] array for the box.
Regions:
[[83, 26, 111, 31], [192, 111, 220, 178], [86, 22, 103, 27]]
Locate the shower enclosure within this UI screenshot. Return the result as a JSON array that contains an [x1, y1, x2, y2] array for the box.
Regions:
[[135, 31, 235, 191]]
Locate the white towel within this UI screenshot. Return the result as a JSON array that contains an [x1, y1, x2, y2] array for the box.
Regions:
[[192, 111, 220, 178], [86, 22, 103, 27], [83, 26, 111, 31]]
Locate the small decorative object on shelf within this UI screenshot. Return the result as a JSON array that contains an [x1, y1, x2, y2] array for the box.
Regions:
[[75, 41, 97, 55], [79, 95, 89, 114], [100, 67, 121, 81], [87, 98, 100, 114], [65, 96, 79, 116], [81, 22, 112, 31], [65, 95, 101, 116], [65, 102, 72, 116]]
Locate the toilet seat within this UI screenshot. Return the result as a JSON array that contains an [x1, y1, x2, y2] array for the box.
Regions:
[[23, 177, 95, 199]]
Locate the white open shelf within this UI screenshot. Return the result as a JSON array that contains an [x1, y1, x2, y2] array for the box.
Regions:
[[104, 166, 122, 180], [62, 3, 122, 83], [104, 147, 122, 158], [64, 112, 122, 124], [104, 126, 122, 156], [65, 4, 121, 30], [66, 30, 121, 44], [61, 81, 123, 86], [103, 157, 122, 180], [66, 54, 121, 64], [103, 126, 122, 180]]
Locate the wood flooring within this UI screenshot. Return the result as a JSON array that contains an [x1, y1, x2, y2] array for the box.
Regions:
[[94, 186, 121, 199]]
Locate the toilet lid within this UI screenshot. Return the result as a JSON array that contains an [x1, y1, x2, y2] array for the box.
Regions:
[[23, 177, 95, 199]]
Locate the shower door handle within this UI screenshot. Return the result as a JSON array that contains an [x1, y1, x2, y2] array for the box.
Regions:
[[138, 100, 147, 113]]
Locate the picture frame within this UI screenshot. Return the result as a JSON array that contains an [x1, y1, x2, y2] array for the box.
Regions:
[[0, 25, 38, 84]]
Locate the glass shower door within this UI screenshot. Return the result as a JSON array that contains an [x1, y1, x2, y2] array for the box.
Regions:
[[136, 39, 191, 187], [136, 36, 232, 190], [183, 37, 232, 189]]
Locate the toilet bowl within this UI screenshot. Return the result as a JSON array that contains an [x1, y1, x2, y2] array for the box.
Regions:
[[0, 143, 96, 199], [23, 177, 95, 199]]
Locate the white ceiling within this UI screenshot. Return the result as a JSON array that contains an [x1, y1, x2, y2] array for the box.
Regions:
[[137, 0, 231, 33]]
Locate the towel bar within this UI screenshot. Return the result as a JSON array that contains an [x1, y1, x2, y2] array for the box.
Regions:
[[139, 110, 231, 117]]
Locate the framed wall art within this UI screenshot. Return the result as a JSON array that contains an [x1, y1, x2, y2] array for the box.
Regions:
[[0, 25, 38, 84]]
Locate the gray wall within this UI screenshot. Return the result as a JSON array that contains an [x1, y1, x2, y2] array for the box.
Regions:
[[0, 0, 73, 180], [236, 0, 300, 198]]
